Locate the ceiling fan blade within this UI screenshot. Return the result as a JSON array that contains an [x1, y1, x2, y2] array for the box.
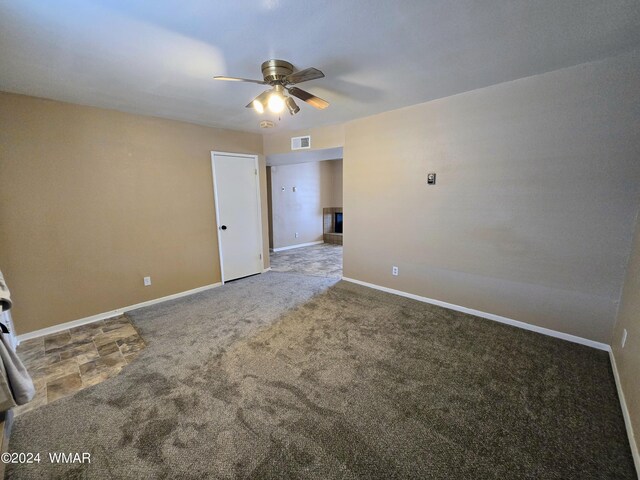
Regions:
[[245, 90, 271, 108], [287, 87, 329, 109], [214, 76, 266, 85], [285, 67, 324, 84]]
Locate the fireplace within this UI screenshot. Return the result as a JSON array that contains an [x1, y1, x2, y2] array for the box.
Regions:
[[323, 207, 343, 245]]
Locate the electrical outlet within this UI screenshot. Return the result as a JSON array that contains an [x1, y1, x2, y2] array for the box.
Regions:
[[621, 329, 628, 348], [392, 266, 399, 276], [295, 232, 299, 238], [143, 276, 151, 286]]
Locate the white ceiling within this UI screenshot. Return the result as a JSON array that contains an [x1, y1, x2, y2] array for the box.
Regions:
[[1, 0, 639, 133]]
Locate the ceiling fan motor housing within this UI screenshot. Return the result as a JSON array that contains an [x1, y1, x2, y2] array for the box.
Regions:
[[261, 59, 294, 84]]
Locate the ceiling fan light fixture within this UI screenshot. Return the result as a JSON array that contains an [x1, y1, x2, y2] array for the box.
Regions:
[[229, 61, 329, 116], [285, 96, 300, 115], [267, 91, 285, 113], [252, 98, 265, 114]]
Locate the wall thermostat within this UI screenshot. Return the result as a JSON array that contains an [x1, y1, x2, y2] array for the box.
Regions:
[[427, 173, 436, 185]]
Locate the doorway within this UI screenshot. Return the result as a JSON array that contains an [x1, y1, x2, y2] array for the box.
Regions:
[[266, 155, 343, 278], [211, 152, 263, 283]]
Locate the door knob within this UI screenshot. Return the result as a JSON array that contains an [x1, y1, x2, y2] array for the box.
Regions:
[[220, 225, 227, 230]]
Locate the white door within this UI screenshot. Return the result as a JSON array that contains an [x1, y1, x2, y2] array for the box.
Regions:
[[211, 152, 263, 282]]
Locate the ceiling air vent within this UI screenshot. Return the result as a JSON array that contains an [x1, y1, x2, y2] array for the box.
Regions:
[[291, 135, 311, 150]]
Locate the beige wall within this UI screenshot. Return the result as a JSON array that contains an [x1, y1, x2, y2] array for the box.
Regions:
[[331, 159, 343, 208], [0, 92, 268, 335], [269, 160, 342, 249], [343, 50, 640, 343], [612, 209, 640, 462], [266, 167, 274, 249], [263, 123, 345, 155], [258, 160, 270, 269]]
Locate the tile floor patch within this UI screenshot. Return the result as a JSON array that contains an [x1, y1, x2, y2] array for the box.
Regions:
[[14, 315, 145, 415], [43, 331, 72, 352], [47, 373, 83, 403]]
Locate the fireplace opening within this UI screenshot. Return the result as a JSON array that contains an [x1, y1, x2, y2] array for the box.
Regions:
[[323, 208, 343, 245], [335, 212, 343, 234]]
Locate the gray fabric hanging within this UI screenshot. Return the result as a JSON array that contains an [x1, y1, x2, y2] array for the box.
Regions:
[[0, 270, 11, 312], [0, 333, 34, 406], [0, 360, 16, 411]]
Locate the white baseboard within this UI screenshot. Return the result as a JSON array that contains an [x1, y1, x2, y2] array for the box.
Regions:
[[263, 267, 272, 273], [341, 276, 610, 351], [17, 283, 222, 343], [610, 351, 640, 475], [272, 241, 323, 252]]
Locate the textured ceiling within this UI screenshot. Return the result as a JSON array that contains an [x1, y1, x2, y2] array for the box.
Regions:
[[1, 0, 639, 133]]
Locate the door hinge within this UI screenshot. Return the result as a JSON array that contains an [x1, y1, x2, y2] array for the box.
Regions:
[[255, 169, 258, 175], [259, 253, 262, 259]]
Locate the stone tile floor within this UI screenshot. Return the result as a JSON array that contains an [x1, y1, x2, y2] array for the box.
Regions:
[[14, 315, 145, 415]]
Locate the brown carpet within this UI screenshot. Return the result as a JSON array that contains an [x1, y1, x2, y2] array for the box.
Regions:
[[6, 272, 636, 479]]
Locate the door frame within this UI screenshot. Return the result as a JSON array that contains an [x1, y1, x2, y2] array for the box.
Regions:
[[210, 151, 264, 284]]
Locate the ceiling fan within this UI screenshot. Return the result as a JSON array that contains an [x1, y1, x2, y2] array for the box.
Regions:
[[214, 59, 329, 116]]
